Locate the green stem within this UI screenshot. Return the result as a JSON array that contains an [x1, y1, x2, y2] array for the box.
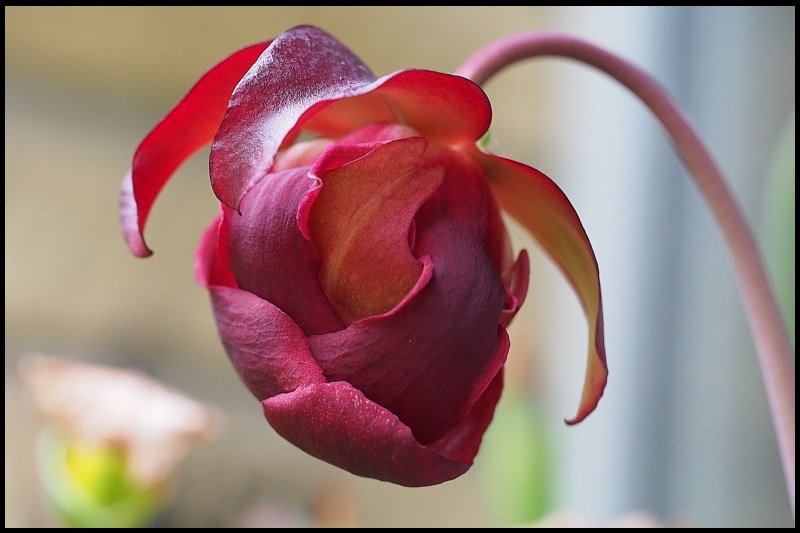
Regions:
[[456, 31, 795, 520]]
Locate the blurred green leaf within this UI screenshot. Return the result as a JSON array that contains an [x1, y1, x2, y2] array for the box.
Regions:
[[761, 110, 795, 353], [478, 391, 553, 526]]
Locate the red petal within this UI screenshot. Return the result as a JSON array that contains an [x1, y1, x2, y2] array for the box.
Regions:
[[208, 285, 327, 401], [120, 42, 270, 257], [302, 69, 492, 146], [225, 167, 345, 336], [427, 365, 505, 465], [477, 151, 608, 425], [195, 205, 328, 400], [194, 213, 237, 289], [262, 381, 470, 487], [303, 137, 444, 324], [499, 249, 530, 328], [209, 25, 376, 212], [308, 150, 510, 444], [209, 26, 493, 212]]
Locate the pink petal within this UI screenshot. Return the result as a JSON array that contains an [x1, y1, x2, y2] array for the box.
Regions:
[[302, 137, 444, 324], [262, 381, 470, 487], [476, 151, 608, 425], [120, 42, 270, 257]]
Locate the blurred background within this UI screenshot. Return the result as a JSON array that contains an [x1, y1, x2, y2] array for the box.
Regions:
[[5, 6, 794, 528]]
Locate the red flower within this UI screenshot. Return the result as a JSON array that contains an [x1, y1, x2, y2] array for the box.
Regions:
[[120, 25, 607, 486]]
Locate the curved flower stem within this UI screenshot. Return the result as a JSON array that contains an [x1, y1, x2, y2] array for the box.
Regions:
[[456, 31, 795, 519]]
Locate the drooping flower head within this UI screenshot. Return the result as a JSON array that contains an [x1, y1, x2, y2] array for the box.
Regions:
[[120, 25, 607, 486]]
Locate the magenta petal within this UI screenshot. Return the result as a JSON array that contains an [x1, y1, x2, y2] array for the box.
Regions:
[[308, 151, 509, 444], [195, 213, 237, 289], [302, 69, 492, 145], [208, 286, 327, 400], [120, 42, 269, 257], [262, 381, 470, 487], [427, 364, 505, 465], [209, 26, 494, 213], [499, 249, 530, 327], [226, 167, 345, 336], [303, 137, 443, 324], [210, 25, 376, 211]]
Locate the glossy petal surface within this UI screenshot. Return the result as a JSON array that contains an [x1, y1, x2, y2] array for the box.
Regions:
[[210, 25, 376, 211], [210, 27, 491, 212]]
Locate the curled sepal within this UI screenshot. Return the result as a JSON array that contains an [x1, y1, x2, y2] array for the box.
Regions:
[[120, 42, 270, 257], [476, 152, 608, 425]]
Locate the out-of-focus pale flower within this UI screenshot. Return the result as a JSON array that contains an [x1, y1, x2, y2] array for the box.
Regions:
[[19, 352, 223, 527]]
